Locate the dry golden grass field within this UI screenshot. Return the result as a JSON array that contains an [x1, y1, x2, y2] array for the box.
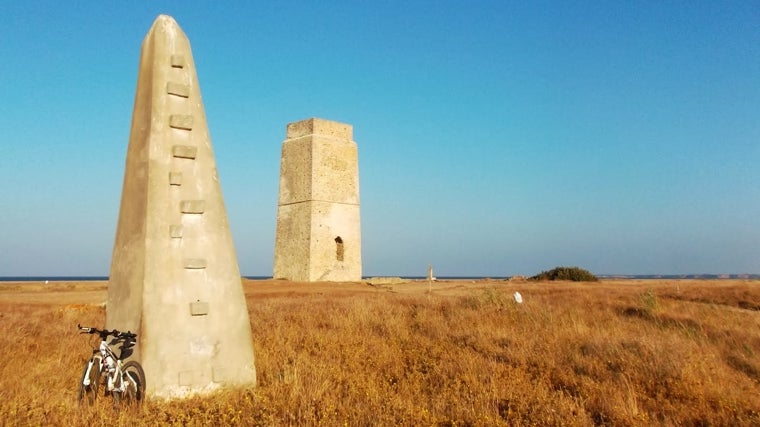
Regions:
[[0, 278, 759, 426]]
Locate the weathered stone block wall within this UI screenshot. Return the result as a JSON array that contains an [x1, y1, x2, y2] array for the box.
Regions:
[[274, 118, 362, 282]]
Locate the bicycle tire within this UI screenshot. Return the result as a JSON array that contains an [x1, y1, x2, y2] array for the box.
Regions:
[[77, 356, 101, 405], [121, 361, 146, 404]]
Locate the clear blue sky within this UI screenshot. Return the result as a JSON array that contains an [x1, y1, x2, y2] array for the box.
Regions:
[[1, 1, 758, 277]]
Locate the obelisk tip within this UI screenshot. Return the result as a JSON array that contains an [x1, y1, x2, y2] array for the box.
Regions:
[[144, 14, 186, 43], [148, 14, 182, 33], [154, 14, 177, 24]]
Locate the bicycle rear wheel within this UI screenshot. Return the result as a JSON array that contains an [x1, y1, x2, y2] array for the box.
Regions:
[[77, 356, 101, 405], [120, 361, 146, 404]]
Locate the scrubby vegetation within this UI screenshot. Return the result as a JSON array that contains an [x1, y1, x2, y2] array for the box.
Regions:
[[1, 279, 759, 425], [530, 266, 599, 282]]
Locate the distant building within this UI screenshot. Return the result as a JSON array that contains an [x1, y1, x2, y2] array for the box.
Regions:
[[273, 118, 362, 282]]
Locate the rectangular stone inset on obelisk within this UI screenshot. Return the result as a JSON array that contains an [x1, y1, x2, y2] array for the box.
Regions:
[[169, 225, 183, 238], [183, 258, 207, 269], [172, 145, 197, 159], [170, 55, 185, 68], [169, 114, 194, 130], [167, 82, 190, 98], [180, 200, 205, 214], [106, 14, 256, 400], [190, 301, 209, 316], [169, 172, 183, 186], [273, 117, 362, 282]]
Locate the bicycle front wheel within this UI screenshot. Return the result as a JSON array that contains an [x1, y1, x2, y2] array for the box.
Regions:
[[120, 361, 146, 404], [77, 356, 101, 405]]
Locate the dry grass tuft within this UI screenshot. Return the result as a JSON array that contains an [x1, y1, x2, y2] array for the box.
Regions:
[[1, 279, 759, 425]]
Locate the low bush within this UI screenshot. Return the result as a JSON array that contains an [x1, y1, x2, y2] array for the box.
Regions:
[[530, 266, 598, 282]]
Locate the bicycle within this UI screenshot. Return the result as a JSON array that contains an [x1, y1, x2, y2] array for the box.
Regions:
[[77, 324, 146, 406]]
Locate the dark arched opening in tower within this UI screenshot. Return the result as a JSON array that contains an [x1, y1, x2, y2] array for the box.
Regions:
[[335, 236, 344, 261]]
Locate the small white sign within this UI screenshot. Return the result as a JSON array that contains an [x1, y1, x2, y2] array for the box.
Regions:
[[513, 291, 523, 304]]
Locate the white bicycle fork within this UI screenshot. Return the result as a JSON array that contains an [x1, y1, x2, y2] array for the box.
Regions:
[[83, 361, 93, 387], [82, 356, 100, 387]]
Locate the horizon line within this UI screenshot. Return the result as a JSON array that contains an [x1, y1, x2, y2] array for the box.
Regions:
[[1, 273, 759, 282]]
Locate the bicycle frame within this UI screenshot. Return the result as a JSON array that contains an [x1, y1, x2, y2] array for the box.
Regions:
[[78, 324, 144, 405], [84, 339, 134, 394]]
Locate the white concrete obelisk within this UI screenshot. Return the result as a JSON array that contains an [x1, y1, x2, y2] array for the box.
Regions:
[[106, 15, 256, 398]]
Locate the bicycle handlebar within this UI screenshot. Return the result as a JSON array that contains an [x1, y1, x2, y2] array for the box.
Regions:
[[77, 324, 137, 340]]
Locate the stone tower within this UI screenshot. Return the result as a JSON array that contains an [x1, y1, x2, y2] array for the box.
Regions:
[[106, 15, 256, 398], [273, 118, 362, 282]]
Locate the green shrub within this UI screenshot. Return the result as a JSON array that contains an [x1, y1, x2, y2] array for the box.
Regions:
[[529, 266, 598, 282]]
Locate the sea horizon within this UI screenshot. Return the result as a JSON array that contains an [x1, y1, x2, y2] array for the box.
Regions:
[[1, 274, 759, 282]]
